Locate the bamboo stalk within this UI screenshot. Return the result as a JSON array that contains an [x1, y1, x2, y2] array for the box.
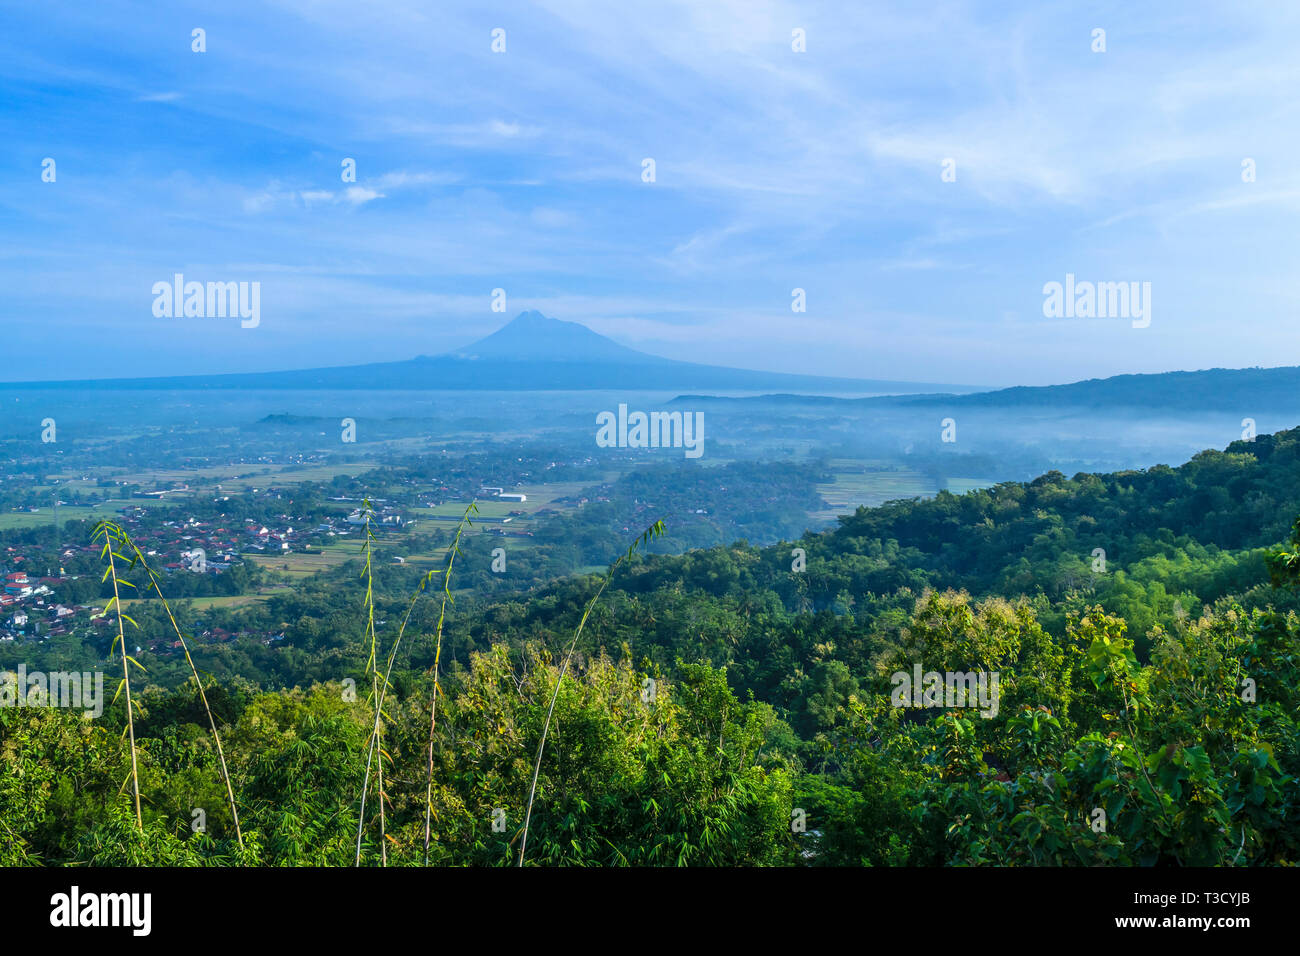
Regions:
[[121, 532, 244, 850], [95, 523, 142, 830]]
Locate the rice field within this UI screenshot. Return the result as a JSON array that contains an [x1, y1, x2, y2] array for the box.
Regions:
[[811, 467, 937, 522]]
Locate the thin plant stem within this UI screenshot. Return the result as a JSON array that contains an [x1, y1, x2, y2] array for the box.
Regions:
[[424, 501, 476, 865], [353, 502, 387, 866], [95, 523, 142, 830], [121, 533, 244, 850], [518, 520, 663, 866]]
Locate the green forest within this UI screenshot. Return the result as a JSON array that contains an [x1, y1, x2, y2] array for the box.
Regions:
[[3, 429, 1299, 866]]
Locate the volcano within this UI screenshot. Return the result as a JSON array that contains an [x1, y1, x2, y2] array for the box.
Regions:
[[0, 311, 978, 394]]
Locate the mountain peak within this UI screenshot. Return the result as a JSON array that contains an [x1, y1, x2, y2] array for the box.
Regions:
[[502, 309, 557, 327], [445, 311, 666, 365]]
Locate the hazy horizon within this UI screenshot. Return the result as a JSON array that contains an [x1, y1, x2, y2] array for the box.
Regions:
[[0, 308, 1293, 392]]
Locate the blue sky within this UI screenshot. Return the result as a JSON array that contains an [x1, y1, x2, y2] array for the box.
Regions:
[[1, 1, 1298, 386]]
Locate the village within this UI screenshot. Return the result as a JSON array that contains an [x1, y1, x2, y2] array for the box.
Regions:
[[0, 472, 552, 650]]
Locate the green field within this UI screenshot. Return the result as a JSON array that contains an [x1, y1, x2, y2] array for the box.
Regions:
[[255, 536, 446, 578], [120, 586, 294, 611], [206, 462, 375, 492], [811, 467, 937, 522], [247, 548, 358, 578], [414, 501, 520, 519], [43, 461, 375, 495], [0, 498, 180, 531]]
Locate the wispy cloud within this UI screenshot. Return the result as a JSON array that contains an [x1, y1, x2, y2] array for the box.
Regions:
[[0, 0, 1296, 384]]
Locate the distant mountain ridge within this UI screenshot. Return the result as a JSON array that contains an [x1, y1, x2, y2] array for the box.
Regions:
[[10, 311, 1292, 408], [674, 365, 1300, 413], [0, 311, 980, 395], [901, 366, 1300, 411]]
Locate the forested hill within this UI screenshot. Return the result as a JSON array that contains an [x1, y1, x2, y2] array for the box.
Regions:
[[605, 426, 1298, 609], [556, 426, 1300, 693], [819, 428, 1299, 592]]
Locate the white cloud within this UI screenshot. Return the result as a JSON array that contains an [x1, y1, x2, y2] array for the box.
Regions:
[[343, 186, 383, 204]]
